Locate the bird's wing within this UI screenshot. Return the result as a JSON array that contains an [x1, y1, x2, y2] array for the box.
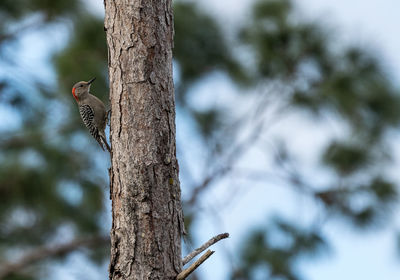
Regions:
[[79, 104, 105, 151]]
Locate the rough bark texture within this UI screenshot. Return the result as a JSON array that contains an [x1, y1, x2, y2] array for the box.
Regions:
[[104, 1, 183, 279]]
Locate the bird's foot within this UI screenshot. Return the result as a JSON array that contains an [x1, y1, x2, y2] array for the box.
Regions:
[[106, 109, 111, 126]]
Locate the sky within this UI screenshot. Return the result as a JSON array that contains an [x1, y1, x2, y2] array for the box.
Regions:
[[7, 0, 400, 279]]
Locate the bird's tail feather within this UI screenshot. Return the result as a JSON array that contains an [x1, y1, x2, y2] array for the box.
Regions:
[[100, 135, 111, 153], [95, 138, 105, 151]]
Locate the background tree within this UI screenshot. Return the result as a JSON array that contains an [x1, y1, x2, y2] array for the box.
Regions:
[[0, 0, 399, 279]]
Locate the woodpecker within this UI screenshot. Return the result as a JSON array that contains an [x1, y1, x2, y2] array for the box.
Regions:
[[72, 78, 111, 152]]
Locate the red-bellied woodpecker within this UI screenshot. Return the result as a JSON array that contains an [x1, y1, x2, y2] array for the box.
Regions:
[[72, 77, 111, 152]]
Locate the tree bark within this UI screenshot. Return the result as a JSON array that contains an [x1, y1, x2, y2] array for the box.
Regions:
[[104, 1, 183, 279]]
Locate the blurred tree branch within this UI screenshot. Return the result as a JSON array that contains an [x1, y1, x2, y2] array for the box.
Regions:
[[0, 17, 45, 44], [0, 235, 109, 279]]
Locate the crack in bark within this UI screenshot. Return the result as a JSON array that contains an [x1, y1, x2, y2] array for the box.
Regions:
[[117, 48, 123, 140]]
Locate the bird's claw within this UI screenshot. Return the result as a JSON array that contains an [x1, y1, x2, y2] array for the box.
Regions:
[[106, 109, 111, 126]]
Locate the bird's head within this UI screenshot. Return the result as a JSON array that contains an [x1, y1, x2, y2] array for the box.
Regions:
[[72, 77, 96, 101]]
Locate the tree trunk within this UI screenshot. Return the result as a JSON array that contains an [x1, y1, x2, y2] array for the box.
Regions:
[[104, 1, 183, 279]]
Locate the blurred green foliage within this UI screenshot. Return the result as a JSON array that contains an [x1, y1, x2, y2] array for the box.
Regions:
[[232, 217, 328, 280], [173, 2, 247, 103], [0, 1, 108, 279], [0, 0, 399, 279], [0, 0, 79, 21]]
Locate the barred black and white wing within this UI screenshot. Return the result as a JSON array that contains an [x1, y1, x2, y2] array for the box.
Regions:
[[79, 104, 105, 151]]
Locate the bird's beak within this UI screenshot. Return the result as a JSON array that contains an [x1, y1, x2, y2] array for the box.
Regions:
[[88, 77, 96, 84]]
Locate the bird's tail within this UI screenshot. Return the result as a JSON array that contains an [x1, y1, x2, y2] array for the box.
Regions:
[[100, 134, 111, 153], [95, 137, 105, 151]]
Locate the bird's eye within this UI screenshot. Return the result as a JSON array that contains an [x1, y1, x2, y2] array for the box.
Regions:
[[80, 85, 83, 87]]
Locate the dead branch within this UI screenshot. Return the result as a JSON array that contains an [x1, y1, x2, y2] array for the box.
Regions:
[[177, 250, 214, 280], [182, 232, 229, 265]]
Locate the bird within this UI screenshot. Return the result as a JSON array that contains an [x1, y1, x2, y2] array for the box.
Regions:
[[71, 77, 111, 152]]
